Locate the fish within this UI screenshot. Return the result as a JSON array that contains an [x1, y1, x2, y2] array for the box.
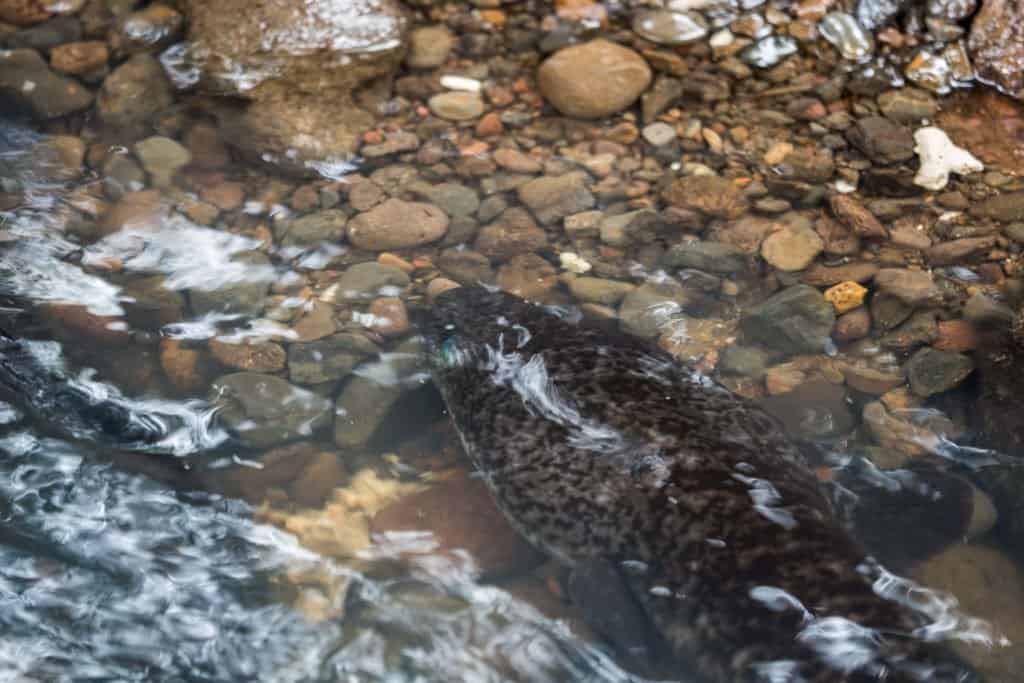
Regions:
[[421, 286, 980, 683]]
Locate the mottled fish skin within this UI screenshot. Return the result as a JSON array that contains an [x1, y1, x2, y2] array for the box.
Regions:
[[422, 287, 978, 683], [0, 329, 168, 447]]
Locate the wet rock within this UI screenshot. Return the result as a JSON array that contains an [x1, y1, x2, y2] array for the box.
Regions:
[[288, 332, 379, 385], [428, 92, 484, 121], [97, 54, 174, 131], [492, 148, 542, 174], [4, 15, 81, 52], [968, 0, 1024, 100], [569, 277, 635, 305], [0, 0, 52, 25], [537, 39, 652, 119], [830, 194, 888, 239], [709, 215, 775, 254], [180, 0, 407, 173], [819, 12, 874, 61], [278, 209, 347, 246], [632, 9, 707, 45], [517, 173, 595, 225], [838, 362, 905, 394], [663, 175, 748, 219], [760, 224, 824, 271], [100, 189, 163, 235], [618, 281, 690, 338], [211, 372, 333, 448], [741, 285, 836, 354], [189, 251, 273, 317], [109, 4, 183, 57], [361, 130, 419, 158], [760, 378, 855, 439], [913, 127, 984, 190], [409, 182, 479, 218], [209, 338, 286, 373], [777, 147, 835, 184], [969, 191, 1024, 222], [371, 471, 545, 578], [437, 248, 493, 285], [406, 24, 454, 69], [50, 40, 108, 78], [475, 207, 548, 260], [663, 240, 748, 274], [133, 136, 190, 188], [718, 345, 771, 379], [362, 297, 409, 338], [847, 116, 916, 164], [740, 36, 799, 68], [880, 310, 939, 350], [0, 48, 93, 119], [916, 545, 1024, 681], [325, 262, 410, 302], [347, 198, 448, 251], [159, 339, 211, 394], [334, 340, 421, 447], [963, 292, 1017, 326], [925, 235, 996, 265], [906, 347, 975, 396], [495, 254, 558, 301], [874, 268, 938, 305], [877, 88, 939, 123], [824, 281, 868, 313], [835, 307, 873, 341]]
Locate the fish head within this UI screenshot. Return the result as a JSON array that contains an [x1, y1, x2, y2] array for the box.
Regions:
[[420, 286, 547, 371]]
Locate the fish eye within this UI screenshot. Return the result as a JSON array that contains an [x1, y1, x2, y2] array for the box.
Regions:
[[438, 334, 462, 367]]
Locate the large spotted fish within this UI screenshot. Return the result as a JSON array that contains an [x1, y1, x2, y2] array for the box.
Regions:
[[422, 286, 979, 683]]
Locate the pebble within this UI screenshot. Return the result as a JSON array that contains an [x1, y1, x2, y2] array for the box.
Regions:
[[641, 121, 677, 146], [968, 191, 1024, 223], [209, 339, 287, 373], [913, 126, 984, 190], [819, 12, 874, 61], [847, 115, 916, 163], [426, 277, 461, 301], [618, 281, 689, 338], [347, 199, 448, 251], [406, 24, 455, 69], [133, 136, 191, 188], [50, 40, 108, 77], [873, 268, 938, 305], [925, 235, 996, 265], [517, 173, 595, 225], [537, 39, 652, 119], [740, 36, 799, 68], [0, 0, 52, 25], [326, 262, 410, 302], [741, 285, 836, 354], [334, 340, 421, 447], [760, 224, 824, 271], [568, 277, 635, 305], [664, 240, 748, 274], [428, 92, 485, 121], [495, 254, 558, 301], [905, 347, 975, 396], [876, 88, 938, 123], [824, 281, 868, 313], [663, 175, 748, 219], [830, 194, 888, 239], [365, 297, 410, 338], [493, 148, 542, 173], [632, 9, 708, 45], [0, 48, 93, 120], [476, 207, 548, 259], [97, 54, 174, 130], [109, 3, 183, 57], [211, 373, 333, 448], [288, 333, 379, 385], [834, 307, 872, 341]]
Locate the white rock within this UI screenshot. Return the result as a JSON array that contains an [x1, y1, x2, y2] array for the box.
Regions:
[[439, 75, 482, 92], [559, 251, 592, 274], [913, 127, 983, 191]]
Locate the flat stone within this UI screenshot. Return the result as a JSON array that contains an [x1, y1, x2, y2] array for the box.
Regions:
[[760, 224, 824, 271], [925, 236, 997, 265], [0, 48, 93, 119], [847, 115, 916, 164], [288, 333, 379, 385], [906, 347, 975, 396], [325, 262, 410, 302], [347, 198, 448, 251], [830, 194, 888, 239], [969, 191, 1024, 222], [211, 372, 333, 448], [517, 173, 595, 225], [406, 24, 455, 69], [569, 277, 636, 305], [741, 285, 836, 354], [209, 338, 287, 373], [475, 207, 548, 260], [134, 136, 191, 188], [278, 209, 347, 246], [663, 175, 748, 219], [428, 92, 485, 121], [334, 340, 421, 447], [874, 268, 938, 305], [663, 240, 748, 275], [618, 281, 690, 338], [97, 54, 174, 131]]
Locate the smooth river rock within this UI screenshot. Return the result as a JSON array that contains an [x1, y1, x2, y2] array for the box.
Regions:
[[537, 39, 652, 119]]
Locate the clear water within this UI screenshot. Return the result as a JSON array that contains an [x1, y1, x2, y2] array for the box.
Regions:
[[1, 0, 1023, 680]]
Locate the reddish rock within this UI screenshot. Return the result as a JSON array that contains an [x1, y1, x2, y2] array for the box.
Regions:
[[0, 0, 51, 25], [50, 41, 109, 76], [200, 182, 245, 211], [371, 471, 545, 577], [830, 195, 888, 239], [365, 297, 410, 338], [209, 338, 287, 373], [663, 175, 748, 219]]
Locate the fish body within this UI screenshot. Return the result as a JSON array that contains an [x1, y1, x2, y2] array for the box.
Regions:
[[422, 287, 977, 683]]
